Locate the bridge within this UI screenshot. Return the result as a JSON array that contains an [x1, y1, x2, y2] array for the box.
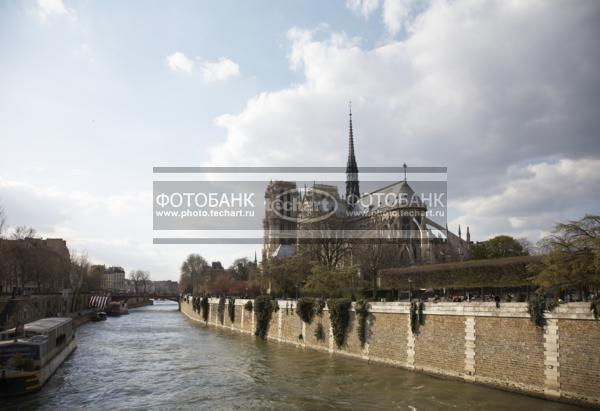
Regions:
[[111, 293, 180, 303]]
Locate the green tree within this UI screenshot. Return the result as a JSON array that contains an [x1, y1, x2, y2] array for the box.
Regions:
[[304, 265, 362, 298], [533, 214, 600, 298], [471, 235, 528, 259], [262, 254, 311, 297]]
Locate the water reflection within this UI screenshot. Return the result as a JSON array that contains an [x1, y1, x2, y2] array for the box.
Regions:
[[2, 301, 587, 410]]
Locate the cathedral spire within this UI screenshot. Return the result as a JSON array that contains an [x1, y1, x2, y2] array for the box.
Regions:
[[345, 102, 360, 208]]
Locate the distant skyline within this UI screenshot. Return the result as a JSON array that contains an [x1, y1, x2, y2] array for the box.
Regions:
[[1, 0, 599, 280]]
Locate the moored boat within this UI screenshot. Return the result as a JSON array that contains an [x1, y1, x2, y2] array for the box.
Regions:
[[106, 301, 128, 316], [91, 311, 107, 321], [0, 317, 76, 397]]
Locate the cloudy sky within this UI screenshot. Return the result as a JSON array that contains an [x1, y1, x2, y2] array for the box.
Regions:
[[1, 0, 599, 280]]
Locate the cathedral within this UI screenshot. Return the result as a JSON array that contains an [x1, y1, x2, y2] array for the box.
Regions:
[[262, 108, 471, 268]]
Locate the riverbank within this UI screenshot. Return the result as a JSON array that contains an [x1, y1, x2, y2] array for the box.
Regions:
[[181, 297, 600, 409]]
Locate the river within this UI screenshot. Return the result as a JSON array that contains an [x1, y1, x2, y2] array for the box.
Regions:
[[2, 301, 588, 410]]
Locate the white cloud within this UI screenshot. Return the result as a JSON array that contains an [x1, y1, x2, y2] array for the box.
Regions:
[[346, 0, 380, 17], [209, 1, 600, 242], [450, 158, 600, 241], [382, 0, 416, 35], [345, 0, 423, 35], [0, 178, 150, 232], [166, 53, 240, 81], [200, 58, 240, 82], [166, 52, 194, 74], [37, 0, 70, 20]]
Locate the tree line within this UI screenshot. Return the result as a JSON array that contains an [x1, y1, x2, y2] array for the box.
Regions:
[[181, 214, 600, 301]]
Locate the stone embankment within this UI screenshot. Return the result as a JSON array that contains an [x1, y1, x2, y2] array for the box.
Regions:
[[181, 297, 600, 408], [0, 294, 92, 331], [0, 295, 153, 331]]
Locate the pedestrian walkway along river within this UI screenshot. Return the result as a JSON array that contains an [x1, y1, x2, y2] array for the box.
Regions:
[[2, 301, 588, 410]]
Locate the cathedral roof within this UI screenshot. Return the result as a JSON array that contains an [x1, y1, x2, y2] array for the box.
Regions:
[[271, 244, 295, 258], [356, 180, 425, 213]]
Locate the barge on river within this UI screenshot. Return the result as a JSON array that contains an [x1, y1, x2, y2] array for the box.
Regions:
[[0, 317, 76, 396]]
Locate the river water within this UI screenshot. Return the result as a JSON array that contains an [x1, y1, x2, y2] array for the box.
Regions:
[[2, 301, 587, 410]]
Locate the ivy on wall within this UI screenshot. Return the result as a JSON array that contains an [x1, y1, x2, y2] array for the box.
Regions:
[[254, 295, 274, 339], [314, 323, 325, 342], [296, 297, 316, 324], [328, 298, 351, 348], [527, 293, 556, 327], [217, 297, 226, 324], [591, 300, 600, 320], [410, 302, 425, 334], [201, 296, 209, 322], [355, 299, 370, 348], [244, 300, 253, 312], [228, 298, 236, 323], [315, 299, 325, 317]]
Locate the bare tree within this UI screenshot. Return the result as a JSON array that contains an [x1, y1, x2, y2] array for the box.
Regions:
[[11, 226, 36, 240], [230, 257, 252, 281], [299, 216, 350, 271], [70, 252, 90, 311], [0, 205, 7, 291], [0, 204, 6, 238], [517, 237, 536, 255], [130, 269, 151, 295], [70, 253, 90, 293], [354, 239, 398, 299]]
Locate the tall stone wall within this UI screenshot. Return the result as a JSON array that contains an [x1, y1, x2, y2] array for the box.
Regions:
[[0, 294, 92, 330], [180, 297, 600, 408]]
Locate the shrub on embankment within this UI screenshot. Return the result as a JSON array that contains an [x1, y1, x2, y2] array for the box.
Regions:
[[228, 298, 236, 323], [217, 297, 226, 324], [201, 296, 209, 322], [295, 297, 316, 324], [254, 295, 274, 339], [328, 298, 352, 348], [355, 299, 370, 347]]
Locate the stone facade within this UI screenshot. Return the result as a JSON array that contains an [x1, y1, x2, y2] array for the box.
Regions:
[[0, 293, 92, 330], [415, 314, 465, 376], [368, 312, 408, 365], [557, 319, 600, 404], [475, 317, 545, 391], [180, 298, 600, 408]]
